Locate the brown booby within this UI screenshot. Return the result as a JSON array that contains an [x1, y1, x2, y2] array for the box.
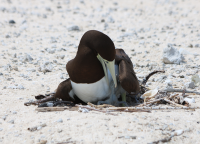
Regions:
[[54, 30, 140, 106]]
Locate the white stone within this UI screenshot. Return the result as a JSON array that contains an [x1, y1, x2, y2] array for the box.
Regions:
[[163, 45, 184, 64]]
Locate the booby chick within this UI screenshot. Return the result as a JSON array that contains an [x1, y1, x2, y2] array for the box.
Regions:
[[54, 30, 140, 106]]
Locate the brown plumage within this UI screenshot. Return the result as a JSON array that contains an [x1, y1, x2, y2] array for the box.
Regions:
[[54, 78, 85, 104], [54, 30, 139, 104], [66, 30, 115, 84], [115, 49, 140, 94], [55, 30, 140, 103]]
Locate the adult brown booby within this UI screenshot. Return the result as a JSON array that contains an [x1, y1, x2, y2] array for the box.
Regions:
[[54, 30, 140, 106]]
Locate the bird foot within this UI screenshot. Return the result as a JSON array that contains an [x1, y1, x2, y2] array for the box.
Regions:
[[118, 101, 129, 107]]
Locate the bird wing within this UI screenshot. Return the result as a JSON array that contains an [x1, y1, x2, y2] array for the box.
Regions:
[[55, 78, 84, 104], [115, 49, 140, 94]]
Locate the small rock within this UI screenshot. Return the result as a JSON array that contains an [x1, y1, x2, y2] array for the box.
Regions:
[[57, 119, 63, 123], [5, 35, 10, 38], [124, 136, 130, 139], [191, 74, 200, 86], [67, 25, 80, 31], [13, 66, 18, 71], [8, 120, 14, 124], [185, 82, 195, 89], [194, 44, 199, 48], [26, 68, 36, 72], [37, 126, 42, 130], [23, 53, 33, 62], [163, 45, 184, 64], [55, 55, 65, 59], [46, 48, 56, 54], [57, 129, 62, 133], [2, 116, 6, 120], [9, 20, 15, 24], [11, 46, 16, 50], [4, 64, 12, 71], [171, 129, 184, 136], [188, 44, 193, 48], [184, 98, 195, 103], [38, 140, 47, 144], [38, 61, 53, 73], [0, 128, 3, 131]]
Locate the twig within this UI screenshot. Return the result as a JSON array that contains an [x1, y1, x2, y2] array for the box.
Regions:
[[106, 107, 150, 112], [182, 89, 186, 97], [148, 136, 172, 144], [136, 98, 163, 107], [163, 88, 200, 95], [76, 105, 117, 116], [142, 70, 165, 86], [168, 93, 179, 99], [164, 98, 184, 107], [87, 102, 114, 108], [35, 107, 69, 112]]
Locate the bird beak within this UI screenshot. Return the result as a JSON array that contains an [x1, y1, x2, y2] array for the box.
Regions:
[[97, 54, 117, 88]]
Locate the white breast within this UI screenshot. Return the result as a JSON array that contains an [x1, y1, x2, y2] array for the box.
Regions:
[[71, 65, 119, 103]]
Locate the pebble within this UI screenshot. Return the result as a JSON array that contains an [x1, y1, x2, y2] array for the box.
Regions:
[[13, 66, 18, 71], [26, 68, 36, 72], [57, 129, 62, 133], [38, 61, 53, 73], [55, 54, 65, 59], [9, 20, 16, 24], [38, 140, 47, 144], [23, 53, 33, 62], [2, 116, 6, 120], [7, 84, 25, 89], [46, 48, 56, 54], [67, 25, 80, 31], [8, 120, 14, 124], [163, 45, 184, 64], [171, 129, 184, 136], [195, 44, 199, 48], [184, 97, 195, 103], [185, 82, 195, 89], [57, 119, 63, 123]]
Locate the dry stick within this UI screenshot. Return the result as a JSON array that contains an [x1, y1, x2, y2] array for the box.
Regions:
[[168, 93, 179, 99], [76, 105, 118, 116], [136, 98, 163, 107], [24, 96, 55, 106], [147, 136, 172, 144], [105, 107, 150, 112], [108, 106, 200, 110], [163, 88, 200, 95], [163, 98, 183, 107], [87, 102, 114, 108], [36, 107, 69, 112], [182, 89, 186, 97], [142, 70, 165, 86]]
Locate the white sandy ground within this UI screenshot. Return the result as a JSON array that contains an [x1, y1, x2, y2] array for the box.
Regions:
[[0, 0, 200, 143]]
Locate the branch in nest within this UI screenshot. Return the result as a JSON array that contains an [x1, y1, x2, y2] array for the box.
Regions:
[[136, 98, 164, 107], [163, 88, 200, 95], [142, 70, 165, 86], [76, 104, 117, 116], [139, 70, 165, 95], [163, 98, 184, 107]]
